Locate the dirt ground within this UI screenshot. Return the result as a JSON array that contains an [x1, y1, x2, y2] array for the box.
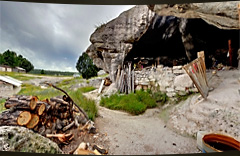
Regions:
[[83, 69, 240, 155], [23, 74, 72, 86], [84, 92, 200, 155]]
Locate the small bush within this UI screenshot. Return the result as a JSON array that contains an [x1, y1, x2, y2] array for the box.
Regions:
[[120, 97, 146, 115], [100, 90, 157, 115], [136, 90, 156, 108]]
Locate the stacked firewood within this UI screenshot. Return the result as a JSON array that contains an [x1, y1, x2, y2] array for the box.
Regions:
[[116, 63, 135, 94], [0, 84, 93, 145]]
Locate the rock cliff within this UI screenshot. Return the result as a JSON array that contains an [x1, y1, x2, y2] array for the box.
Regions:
[[152, 1, 239, 30], [87, 5, 155, 81], [86, 2, 239, 81]]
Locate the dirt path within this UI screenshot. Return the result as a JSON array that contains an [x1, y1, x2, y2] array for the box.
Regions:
[[83, 91, 200, 155], [23, 75, 72, 86], [83, 69, 240, 155], [95, 107, 200, 155]]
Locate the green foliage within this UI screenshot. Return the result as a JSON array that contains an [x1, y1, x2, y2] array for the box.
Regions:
[[0, 99, 6, 113], [100, 90, 158, 115], [0, 50, 34, 72], [40, 69, 45, 75], [0, 71, 39, 81], [76, 52, 99, 79], [135, 90, 156, 108], [79, 86, 96, 93], [69, 89, 98, 121], [152, 91, 169, 105]]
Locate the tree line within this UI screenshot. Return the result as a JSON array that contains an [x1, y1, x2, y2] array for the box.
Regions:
[[0, 50, 34, 72]]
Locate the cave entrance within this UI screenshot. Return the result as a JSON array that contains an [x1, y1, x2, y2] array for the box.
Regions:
[[124, 15, 239, 70]]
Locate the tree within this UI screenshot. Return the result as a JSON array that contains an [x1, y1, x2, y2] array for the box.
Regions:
[[40, 69, 45, 75], [19, 57, 34, 72], [76, 52, 99, 79], [0, 50, 34, 72]]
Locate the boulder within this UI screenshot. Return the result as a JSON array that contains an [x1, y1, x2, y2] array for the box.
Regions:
[[0, 126, 62, 154], [97, 70, 107, 76], [174, 74, 193, 90]]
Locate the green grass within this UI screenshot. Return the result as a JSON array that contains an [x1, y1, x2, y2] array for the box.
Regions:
[[79, 86, 96, 93], [100, 90, 164, 115], [0, 71, 39, 81], [0, 99, 6, 113], [69, 89, 98, 121]]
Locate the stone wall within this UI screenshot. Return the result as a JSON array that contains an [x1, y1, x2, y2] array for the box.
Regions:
[[134, 65, 198, 97]]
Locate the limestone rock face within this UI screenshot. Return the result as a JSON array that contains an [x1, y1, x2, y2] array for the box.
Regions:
[[0, 126, 62, 154], [86, 2, 239, 81], [87, 5, 155, 81], [152, 1, 239, 30]]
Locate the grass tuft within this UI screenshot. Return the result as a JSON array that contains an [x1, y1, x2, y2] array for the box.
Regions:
[[100, 90, 164, 115]]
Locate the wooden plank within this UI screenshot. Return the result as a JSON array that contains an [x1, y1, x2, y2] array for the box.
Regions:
[[183, 57, 209, 99], [98, 80, 105, 94]]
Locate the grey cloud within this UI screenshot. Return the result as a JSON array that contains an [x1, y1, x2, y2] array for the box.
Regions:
[[0, 1, 134, 71]]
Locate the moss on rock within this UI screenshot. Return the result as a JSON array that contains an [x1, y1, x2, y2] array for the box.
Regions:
[[0, 126, 63, 154]]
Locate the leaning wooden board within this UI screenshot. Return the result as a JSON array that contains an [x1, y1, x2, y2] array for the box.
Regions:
[[183, 56, 209, 99]]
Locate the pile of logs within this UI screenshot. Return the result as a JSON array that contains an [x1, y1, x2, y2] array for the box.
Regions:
[[116, 63, 135, 94], [0, 84, 94, 145]]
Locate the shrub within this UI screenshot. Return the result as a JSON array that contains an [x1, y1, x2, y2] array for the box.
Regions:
[[100, 90, 157, 115], [136, 90, 156, 108]]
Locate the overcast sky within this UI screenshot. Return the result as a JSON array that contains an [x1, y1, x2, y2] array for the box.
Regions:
[[0, 1, 134, 72]]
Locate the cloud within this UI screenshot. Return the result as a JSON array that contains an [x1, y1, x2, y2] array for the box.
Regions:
[[0, 1, 134, 72]]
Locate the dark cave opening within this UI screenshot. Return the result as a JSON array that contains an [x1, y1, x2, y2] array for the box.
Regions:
[[124, 15, 239, 69]]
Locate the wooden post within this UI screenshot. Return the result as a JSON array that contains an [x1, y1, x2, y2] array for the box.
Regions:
[[228, 39, 233, 66], [98, 80, 105, 94]]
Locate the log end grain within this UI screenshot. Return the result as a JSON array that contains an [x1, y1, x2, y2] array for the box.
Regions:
[[17, 111, 31, 126]]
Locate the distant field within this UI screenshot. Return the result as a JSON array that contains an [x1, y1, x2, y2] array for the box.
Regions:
[[29, 69, 78, 76], [0, 71, 39, 81]]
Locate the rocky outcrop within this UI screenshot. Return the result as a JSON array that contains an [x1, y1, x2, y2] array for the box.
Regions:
[[0, 126, 62, 153], [151, 1, 239, 30], [87, 5, 155, 81], [86, 2, 239, 81]]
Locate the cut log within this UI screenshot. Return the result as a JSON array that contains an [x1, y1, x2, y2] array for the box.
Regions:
[[62, 121, 75, 132], [46, 133, 73, 143], [35, 102, 46, 116], [93, 145, 108, 154], [30, 96, 38, 110], [5, 100, 31, 110], [74, 149, 95, 155], [18, 95, 32, 101], [50, 97, 69, 105], [0, 110, 31, 126], [26, 114, 39, 129], [17, 111, 32, 126]]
